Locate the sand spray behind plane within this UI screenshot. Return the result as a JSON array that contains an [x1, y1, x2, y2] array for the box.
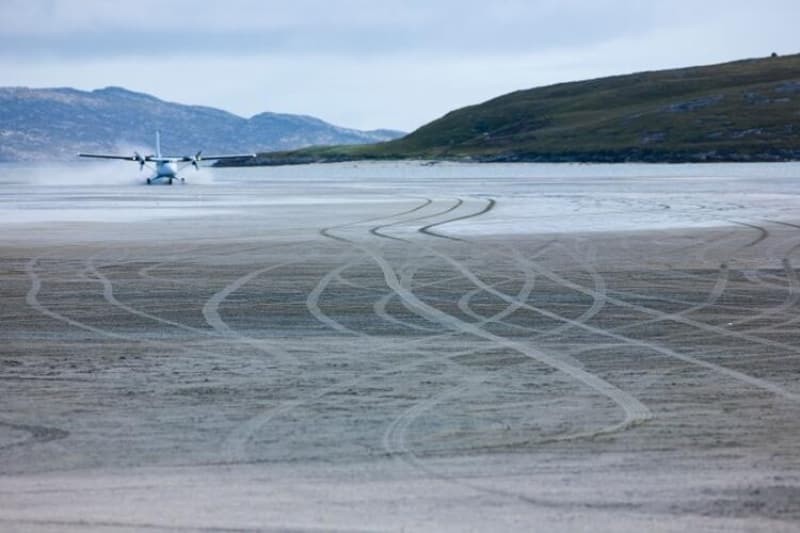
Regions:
[[26, 161, 216, 186], [25, 162, 140, 186]]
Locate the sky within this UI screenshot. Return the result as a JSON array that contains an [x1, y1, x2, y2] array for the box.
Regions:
[[0, 0, 797, 132]]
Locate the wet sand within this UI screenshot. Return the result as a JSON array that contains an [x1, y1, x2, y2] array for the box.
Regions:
[[1, 163, 800, 531]]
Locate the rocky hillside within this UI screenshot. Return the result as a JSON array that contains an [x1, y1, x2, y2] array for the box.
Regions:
[[0, 86, 404, 161], [242, 53, 800, 165]]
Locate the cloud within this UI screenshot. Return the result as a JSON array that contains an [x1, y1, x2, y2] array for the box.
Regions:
[[0, 0, 797, 131], [0, 1, 700, 58]]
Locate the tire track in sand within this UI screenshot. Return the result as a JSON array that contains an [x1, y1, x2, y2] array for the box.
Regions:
[[87, 251, 215, 337], [370, 198, 460, 241], [608, 262, 730, 334], [374, 201, 650, 437], [403, 201, 800, 401], [745, 220, 800, 332], [454, 241, 555, 331], [731, 258, 800, 330], [223, 201, 550, 462], [517, 241, 608, 340], [85, 249, 300, 366], [28, 252, 298, 377], [455, 244, 800, 402], [338, 226, 653, 434], [353, 206, 651, 507], [374, 259, 441, 333], [321, 197, 435, 243], [306, 253, 375, 336], [728, 220, 770, 251], [201, 262, 300, 366], [418, 198, 495, 241], [26, 255, 132, 341]]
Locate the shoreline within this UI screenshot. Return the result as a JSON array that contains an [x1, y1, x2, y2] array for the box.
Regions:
[[218, 149, 800, 167]]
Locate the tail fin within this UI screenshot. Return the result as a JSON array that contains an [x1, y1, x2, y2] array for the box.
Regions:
[[155, 130, 161, 158]]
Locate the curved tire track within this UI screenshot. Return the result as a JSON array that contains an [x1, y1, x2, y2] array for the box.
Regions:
[[481, 249, 800, 402], [418, 198, 495, 241], [342, 235, 653, 434], [201, 262, 300, 366]]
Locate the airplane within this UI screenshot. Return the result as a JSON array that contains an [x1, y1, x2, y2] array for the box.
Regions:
[[78, 131, 255, 184]]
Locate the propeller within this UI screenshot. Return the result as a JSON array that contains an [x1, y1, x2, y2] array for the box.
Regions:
[[134, 152, 145, 171], [192, 151, 202, 170]]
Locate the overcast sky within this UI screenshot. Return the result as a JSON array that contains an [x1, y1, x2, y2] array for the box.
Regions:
[[0, 0, 797, 131]]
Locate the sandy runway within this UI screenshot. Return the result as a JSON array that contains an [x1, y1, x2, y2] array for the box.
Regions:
[[1, 162, 800, 531]]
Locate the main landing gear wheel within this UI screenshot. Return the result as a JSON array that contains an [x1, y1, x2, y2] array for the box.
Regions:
[[168, 178, 173, 185], [146, 178, 151, 185]]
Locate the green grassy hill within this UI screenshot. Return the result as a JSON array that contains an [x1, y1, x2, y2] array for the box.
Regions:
[[242, 54, 800, 165]]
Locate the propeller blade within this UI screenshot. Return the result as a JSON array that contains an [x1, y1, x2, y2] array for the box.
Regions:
[[192, 151, 202, 170]]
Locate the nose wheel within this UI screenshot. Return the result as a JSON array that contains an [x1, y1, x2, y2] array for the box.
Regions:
[[144, 176, 182, 185]]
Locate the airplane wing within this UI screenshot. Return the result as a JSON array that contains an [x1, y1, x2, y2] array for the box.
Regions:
[[196, 154, 256, 161], [78, 153, 140, 161]]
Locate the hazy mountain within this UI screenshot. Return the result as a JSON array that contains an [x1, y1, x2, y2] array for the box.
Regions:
[[0, 86, 404, 161], [244, 53, 800, 165]]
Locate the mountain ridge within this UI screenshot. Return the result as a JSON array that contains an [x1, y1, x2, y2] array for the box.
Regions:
[[0, 86, 404, 161]]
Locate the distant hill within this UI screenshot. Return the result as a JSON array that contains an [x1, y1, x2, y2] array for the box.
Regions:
[[242, 53, 800, 165], [0, 86, 404, 161]]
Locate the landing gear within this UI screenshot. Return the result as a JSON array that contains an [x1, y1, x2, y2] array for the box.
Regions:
[[146, 178, 151, 185], [180, 178, 185, 184], [168, 178, 173, 185]]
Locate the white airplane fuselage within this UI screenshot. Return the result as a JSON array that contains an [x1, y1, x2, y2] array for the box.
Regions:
[[157, 161, 178, 178], [145, 160, 184, 185], [148, 160, 182, 184]]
